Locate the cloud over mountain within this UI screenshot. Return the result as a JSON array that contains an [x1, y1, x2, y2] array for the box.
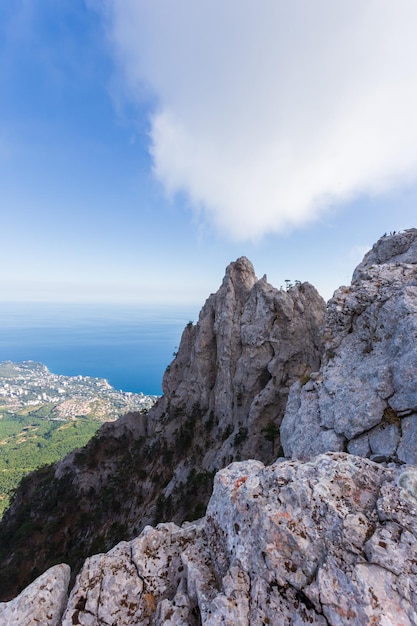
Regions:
[[103, 0, 417, 240]]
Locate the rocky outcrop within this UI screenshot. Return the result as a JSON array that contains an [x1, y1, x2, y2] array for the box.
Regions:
[[352, 228, 417, 280], [3, 453, 417, 625], [0, 257, 325, 601], [281, 229, 417, 464], [161, 257, 325, 467], [3, 233, 417, 624], [0, 564, 70, 625]]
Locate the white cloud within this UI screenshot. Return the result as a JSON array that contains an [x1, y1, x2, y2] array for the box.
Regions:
[[102, 0, 417, 241]]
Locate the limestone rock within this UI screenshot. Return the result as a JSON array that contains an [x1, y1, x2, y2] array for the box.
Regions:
[[17, 453, 417, 625], [0, 564, 70, 626], [162, 257, 325, 467], [0, 257, 325, 601], [281, 229, 417, 463], [353, 227, 417, 280]]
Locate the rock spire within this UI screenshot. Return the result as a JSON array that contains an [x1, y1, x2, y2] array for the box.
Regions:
[[2, 232, 417, 624], [0, 257, 325, 601]]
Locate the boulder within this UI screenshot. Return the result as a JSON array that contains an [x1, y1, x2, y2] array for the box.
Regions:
[[0, 564, 70, 626]]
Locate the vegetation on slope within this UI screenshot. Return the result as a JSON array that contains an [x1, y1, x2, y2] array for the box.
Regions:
[[0, 361, 157, 517], [0, 404, 217, 600], [0, 405, 101, 516]]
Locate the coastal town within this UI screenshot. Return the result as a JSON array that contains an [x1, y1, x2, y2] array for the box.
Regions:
[[0, 360, 158, 422]]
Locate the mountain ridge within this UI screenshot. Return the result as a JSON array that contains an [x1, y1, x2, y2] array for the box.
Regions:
[[0, 255, 325, 601], [2, 232, 417, 624]]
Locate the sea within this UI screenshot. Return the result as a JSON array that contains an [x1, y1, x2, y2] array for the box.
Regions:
[[0, 302, 200, 395]]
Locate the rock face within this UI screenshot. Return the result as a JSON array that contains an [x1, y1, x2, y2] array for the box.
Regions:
[[0, 564, 70, 626], [3, 233, 417, 624], [0, 257, 325, 601], [3, 453, 417, 625], [281, 229, 417, 464], [162, 257, 325, 467]]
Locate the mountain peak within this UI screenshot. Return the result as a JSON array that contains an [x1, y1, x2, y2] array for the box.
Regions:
[[353, 228, 417, 282], [3, 235, 417, 624], [221, 256, 257, 302], [0, 257, 325, 601]]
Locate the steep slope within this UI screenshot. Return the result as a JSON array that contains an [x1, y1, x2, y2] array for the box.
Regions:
[[2, 453, 417, 625], [3, 234, 417, 625], [281, 229, 417, 463], [0, 257, 325, 601]]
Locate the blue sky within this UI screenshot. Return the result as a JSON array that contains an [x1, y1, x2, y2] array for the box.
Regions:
[[1, 1, 417, 307]]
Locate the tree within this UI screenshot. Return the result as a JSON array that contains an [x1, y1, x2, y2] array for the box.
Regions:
[[262, 422, 280, 454]]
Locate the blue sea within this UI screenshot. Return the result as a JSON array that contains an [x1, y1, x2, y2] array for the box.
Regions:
[[0, 303, 200, 395]]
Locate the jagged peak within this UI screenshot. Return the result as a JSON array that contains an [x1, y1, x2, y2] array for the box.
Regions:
[[224, 256, 257, 282], [221, 256, 258, 302], [0, 253, 327, 602], [353, 228, 417, 282]]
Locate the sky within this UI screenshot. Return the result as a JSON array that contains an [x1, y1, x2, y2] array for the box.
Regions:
[[1, 0, 417, 307]]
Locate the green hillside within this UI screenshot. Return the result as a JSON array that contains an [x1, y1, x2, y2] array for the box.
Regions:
[[0, 361, 157, 518], [0, 405, 100, 517]]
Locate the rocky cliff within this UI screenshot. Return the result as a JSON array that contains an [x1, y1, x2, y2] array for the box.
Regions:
[[2, 453, 417, 624], [0, 257, 325, 601], [281, 228, 417, 464], [3, 232, 417, 624]]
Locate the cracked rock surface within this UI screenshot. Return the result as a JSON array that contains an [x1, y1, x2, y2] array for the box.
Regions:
[[0, 564, 70, 625], [281, 229, 417, 463], [3, 453, 417, 625]]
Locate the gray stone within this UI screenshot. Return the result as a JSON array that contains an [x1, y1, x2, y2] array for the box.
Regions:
[[280, 381, 345, 459], [397, 415, 417, 464], [0, 564, 70, 626], [395, 468, 417, 503], [347, 433, 370, 457], [352, 228, 417, 281], [14, 453, 417, 625], [281, 229, 417, 464], [162, 259, 325, 468], [369, 422, 401, 456]]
